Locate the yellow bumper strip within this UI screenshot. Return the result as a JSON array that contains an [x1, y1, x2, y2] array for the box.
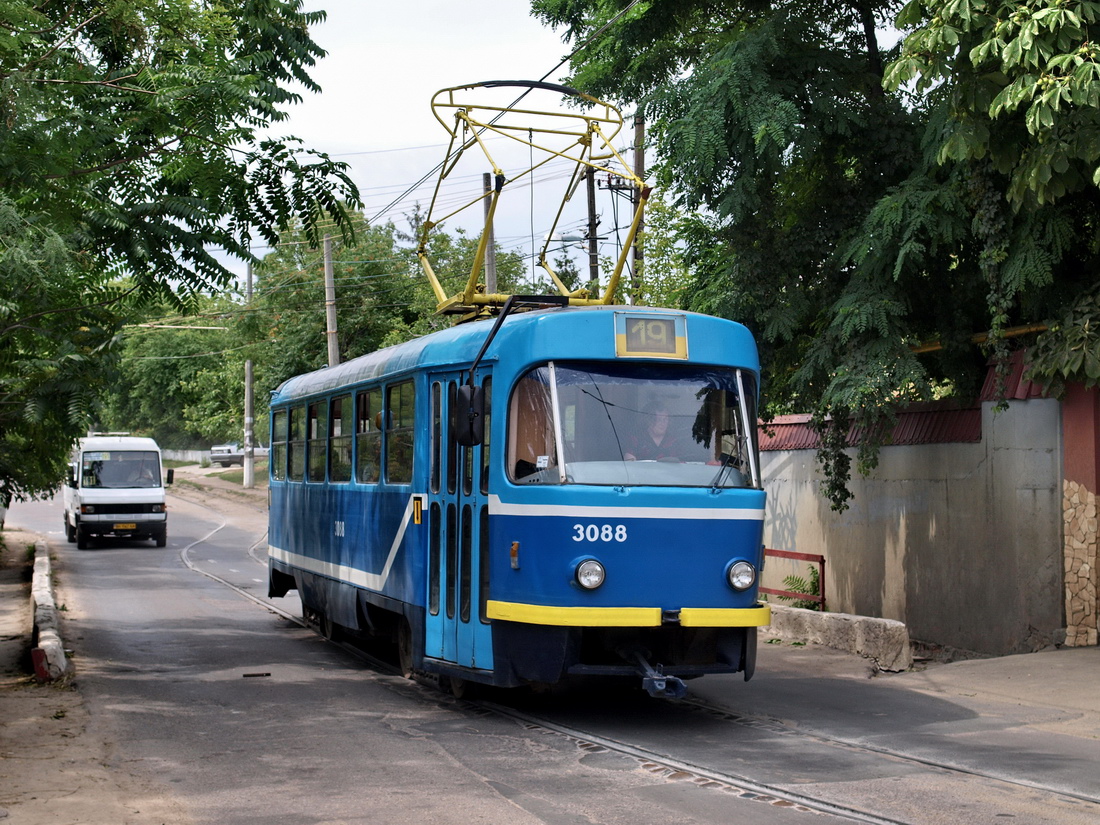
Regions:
[[486, 602, 772, 628], [679, 605, 771, 627], [486, 601, 662, 627]]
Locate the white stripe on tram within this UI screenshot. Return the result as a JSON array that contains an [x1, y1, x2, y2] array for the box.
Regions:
[[269, 494, 423, 591], [487, 495, 764, 521]]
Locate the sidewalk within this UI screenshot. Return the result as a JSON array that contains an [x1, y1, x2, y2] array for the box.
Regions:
[[169, 462, 269, 510], [0, 464, 266, 823]]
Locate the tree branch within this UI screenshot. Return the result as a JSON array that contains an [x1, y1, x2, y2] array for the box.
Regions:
[[0, 285, 137, 339], [20, 9, 107, 72]]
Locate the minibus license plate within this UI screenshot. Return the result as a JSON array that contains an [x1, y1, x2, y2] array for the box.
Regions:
[[113, 522, 137, 530]]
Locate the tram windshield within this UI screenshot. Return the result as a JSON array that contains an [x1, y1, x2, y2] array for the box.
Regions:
[[507, 361, 759, 488]]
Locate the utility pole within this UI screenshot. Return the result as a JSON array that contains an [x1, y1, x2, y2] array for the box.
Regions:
[[243, 262, 255, 489], [586, 167, 600, 288], [632, 113, 645, 305], [483, 173, 498, 294], [323, 235, 339, 368]]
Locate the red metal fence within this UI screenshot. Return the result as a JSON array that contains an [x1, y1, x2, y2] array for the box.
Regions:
[[760, 548, 826, 611]]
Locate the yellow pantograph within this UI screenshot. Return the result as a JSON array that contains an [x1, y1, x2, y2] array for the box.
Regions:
[[416, 80, 650, 320]]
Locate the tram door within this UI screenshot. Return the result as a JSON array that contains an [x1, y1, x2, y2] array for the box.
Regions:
[[424, 372, 494, 672]]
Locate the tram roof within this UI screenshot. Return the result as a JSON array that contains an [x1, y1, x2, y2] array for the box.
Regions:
[[271, 305, 758, 404]]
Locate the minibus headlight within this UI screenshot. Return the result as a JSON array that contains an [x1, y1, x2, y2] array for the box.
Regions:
[[575, 559, 606, 590], [80, 505, 95, 514], [727, 561, 756, 591]]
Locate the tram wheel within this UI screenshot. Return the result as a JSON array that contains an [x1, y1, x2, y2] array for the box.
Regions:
[[320, 613, 338, 641], [446, 675, 477, 700], [397, 620, 414, 679]]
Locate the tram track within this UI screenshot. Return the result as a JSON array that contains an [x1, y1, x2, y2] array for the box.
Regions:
[[470, 692, 1100, 825], [180, 502, 1099, 825], [678, 695, 1100, 810], [479, 698, 907, 825]]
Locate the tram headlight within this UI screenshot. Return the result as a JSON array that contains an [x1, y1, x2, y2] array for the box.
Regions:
[[726, 561, 756, 591], [575, 559, 606, 590]]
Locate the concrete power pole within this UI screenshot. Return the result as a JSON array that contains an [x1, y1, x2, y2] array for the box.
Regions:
[[587, 167, 599, 287], [243, 262, 255, 489], [324, 235, 340, 368], [483, 173, 498, 294], [632, 113, 645, 304]]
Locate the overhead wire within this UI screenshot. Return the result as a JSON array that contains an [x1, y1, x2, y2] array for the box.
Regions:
[[364, 0, 645, 227]]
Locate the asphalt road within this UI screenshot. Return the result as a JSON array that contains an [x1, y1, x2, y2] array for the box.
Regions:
[[9, 491, 1100, 825], [10, 494, 833, 825]]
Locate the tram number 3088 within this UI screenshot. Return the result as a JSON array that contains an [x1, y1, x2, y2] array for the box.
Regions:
[[572, 524, 628, 543]]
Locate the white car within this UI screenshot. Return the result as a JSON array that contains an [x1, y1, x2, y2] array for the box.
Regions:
[[210, 443, 244, 467]]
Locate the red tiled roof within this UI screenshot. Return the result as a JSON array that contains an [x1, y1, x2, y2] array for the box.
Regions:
[[760, 353, 1047, 451], [978, 350, 1048, 401], [759, 404, 982, 451]]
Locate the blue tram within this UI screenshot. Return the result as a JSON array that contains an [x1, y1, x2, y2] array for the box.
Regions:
[[267, 303, 770, 697]]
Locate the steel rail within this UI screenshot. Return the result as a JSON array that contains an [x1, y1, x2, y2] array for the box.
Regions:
[[175, 496, 1100, 823]]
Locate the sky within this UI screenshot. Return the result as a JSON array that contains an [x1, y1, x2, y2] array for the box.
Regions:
[[230, 1, 637, 285]]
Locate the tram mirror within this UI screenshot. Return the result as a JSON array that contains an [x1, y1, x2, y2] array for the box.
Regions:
[[453, 384, 485, 447]]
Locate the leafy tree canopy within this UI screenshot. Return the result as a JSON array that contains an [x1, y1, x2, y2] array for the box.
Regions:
[[100, 215, 530, 449], [0, 0, 360, 500], [533, 0, 1100, 509], [1, 0, 359, 300]]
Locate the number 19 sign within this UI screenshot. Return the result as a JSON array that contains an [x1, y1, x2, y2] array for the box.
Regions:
[[614, 312, 688, 359]]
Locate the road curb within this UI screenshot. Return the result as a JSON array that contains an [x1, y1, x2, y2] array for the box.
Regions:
[[767, 604, 913, 671], [31, 541, 68, 682]]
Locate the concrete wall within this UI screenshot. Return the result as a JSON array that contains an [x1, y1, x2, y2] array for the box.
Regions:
[[760, 399, 1064, 656], [163, 449, 209, 464]]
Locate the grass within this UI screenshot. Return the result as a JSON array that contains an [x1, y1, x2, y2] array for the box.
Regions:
[[211, 459, 269, 488]]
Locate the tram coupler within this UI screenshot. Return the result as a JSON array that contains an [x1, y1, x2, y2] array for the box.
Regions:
[[629, 650, 687, 699]]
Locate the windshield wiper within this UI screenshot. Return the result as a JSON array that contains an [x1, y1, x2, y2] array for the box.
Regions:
[[709, 449, 738, 491]]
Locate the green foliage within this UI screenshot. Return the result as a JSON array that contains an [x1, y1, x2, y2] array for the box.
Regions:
[[0, 1, 362, 497], [0, 0, 360, 298], [101, 296, 244, 447], [1026, 285, 1100, 393], [886, 0, 1100, 208], [777, 564, 823, 611], [633, 196, 693, 308], [534, 0, 1100, 510], [100, 216, 533, 448], [0, 195, 122, 502]]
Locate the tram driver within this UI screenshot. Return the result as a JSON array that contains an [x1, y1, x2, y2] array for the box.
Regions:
[[623, 401, 689, 461]]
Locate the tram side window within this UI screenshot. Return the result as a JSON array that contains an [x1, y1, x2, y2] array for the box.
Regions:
[[289, 405, 306, 481], [330, 394, 353, 483], [356, 388, 382, 483], [430, 383, 442, 494], [386, 381, 415, 484], [507, 368, 558, 482], [271, 409, 287, 481], [307, 401, 326, 482], [480, 378, 492, 495]]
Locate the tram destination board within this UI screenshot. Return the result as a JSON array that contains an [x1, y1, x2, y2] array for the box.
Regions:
[[615, 312, 688, 359]]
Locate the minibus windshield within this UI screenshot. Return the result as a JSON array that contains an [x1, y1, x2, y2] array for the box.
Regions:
[[507, 361, 759, 487], [80, 451, 162, 489]]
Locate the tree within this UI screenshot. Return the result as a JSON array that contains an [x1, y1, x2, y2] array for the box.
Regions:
[[532, 0, 1100, 509], [0, 196, 121, 504], [0, 0, 360, 498], [1, 0, 359, 299], [97, 216, 533, 452], [884, 0, 1100, 391], [249, 215, 530, 393], [100, 295, 243, 447]]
